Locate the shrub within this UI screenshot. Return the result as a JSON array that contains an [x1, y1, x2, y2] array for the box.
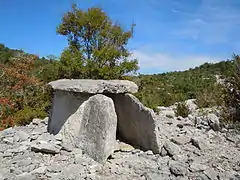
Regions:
[[218, 54, 240, 126], [13, 106, 47, 126], [0, 54, 50, 130], [174, 102, 191, 118], [196, 83, 224, 108]]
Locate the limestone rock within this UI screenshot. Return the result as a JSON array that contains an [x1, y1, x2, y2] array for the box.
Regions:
[[31, 166, 46, 174], [1, 97, 240, 180], [185, 99, 197, 112], [163, 140, 181, 156], [31, 140, 61, 154], [204, 168, 218, 180], [16, 173, 36, 180], [111, 93, 161, 153], [117, 141, 135, 152], [76, 94, 117, 163], [190, 137, 209, 151], [190, 162, 208, 172], [156, 106, 175, 117], [15, 131, 29, 142], [52, 94, 117, 163], [47, 90, 91, 135], [48, 79, 138, 94], [171, 136, 190, 145], [206, 113, 220, 131], [169, 162, 188, 176]]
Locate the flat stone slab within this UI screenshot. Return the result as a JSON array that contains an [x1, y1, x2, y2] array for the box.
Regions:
[[48, 79, 138, 94]]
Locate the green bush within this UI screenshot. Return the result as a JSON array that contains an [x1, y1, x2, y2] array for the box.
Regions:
[[196, 84, 224, 108], [13, 106, 47, 126], [174, 102, 191, 118], [219, 54, 240, 126]]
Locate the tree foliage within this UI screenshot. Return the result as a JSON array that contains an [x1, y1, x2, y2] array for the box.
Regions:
[[56, 4, 138, 79], [0, 54, 50, 128]]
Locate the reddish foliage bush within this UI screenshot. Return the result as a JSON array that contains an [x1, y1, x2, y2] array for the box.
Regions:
[[0, 54, 48, 130]]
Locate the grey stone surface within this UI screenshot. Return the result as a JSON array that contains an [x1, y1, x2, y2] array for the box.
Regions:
[[48, 90, 90, 135], [162, 140, 182, 156], [16, 173, 36, 180], [206, 113, 220, 131], [204, 168, 218, 180], [1, 98, 240, 179], [31, 140, 61, 154], [190, 137, 209, 151], [76, 94, 117, 163], [111, 93, 161, 154], [169, 162, 188, 176], [171, 136, 190, 145], [50, 94, 118, 163], [48, 79, 138, 94], [190, 162, 208, 172]]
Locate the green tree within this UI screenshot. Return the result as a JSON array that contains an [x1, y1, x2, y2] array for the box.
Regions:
[[57, 4, 138, 79]]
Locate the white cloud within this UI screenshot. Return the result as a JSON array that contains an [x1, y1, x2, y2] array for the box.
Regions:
[[133, 50, 222, 74], [171, 0, 240, 44]]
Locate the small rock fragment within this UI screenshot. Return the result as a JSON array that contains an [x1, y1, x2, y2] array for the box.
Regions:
[[190, 162, 208, 172], [170, 162, 188, 176], [163, 140, 181, 156], [31, 140, 61, 154]]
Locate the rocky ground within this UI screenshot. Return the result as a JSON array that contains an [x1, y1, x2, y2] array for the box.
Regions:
[[0, 108, 240, 179]]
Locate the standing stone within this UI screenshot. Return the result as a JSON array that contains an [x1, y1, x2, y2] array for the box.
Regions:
[[76, 94, 117, 163], [52, 94, 117, 163], [111, 93, 161, 153]]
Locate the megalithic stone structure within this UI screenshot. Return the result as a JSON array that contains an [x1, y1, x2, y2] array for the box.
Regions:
[[48, 79, 161, 163]]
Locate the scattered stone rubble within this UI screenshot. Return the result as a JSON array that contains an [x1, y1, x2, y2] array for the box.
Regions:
[[0, 80, 239, 180], [1, 114, 239, 179]]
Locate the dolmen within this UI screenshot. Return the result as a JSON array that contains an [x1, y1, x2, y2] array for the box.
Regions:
[[47, 79, 161, 163]]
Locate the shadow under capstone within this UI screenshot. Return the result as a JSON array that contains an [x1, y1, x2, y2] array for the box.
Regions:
[[47, 90, 91, 135]]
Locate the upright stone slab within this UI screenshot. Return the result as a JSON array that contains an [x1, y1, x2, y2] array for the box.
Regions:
[[47, 90, 90, 135], [51, 94, 117, 163], [111, 93, 161, 154], [76, 94, 117, 163]]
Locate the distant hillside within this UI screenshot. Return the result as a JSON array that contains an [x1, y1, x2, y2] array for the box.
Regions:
[[0, 44, 24, 64], [0, 43, 55, 65], [0, 43, 58, 82], [0, 43, 235, 108], [132, 60, 235, 108]]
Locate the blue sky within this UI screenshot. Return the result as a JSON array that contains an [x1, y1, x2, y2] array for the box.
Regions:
[[0, 0, 239, 74]]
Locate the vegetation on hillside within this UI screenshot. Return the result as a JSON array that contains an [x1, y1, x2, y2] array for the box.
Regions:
[[0, 53, 51, 129], [0, 4, 239, 130], [132, 60, 235, 109]]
